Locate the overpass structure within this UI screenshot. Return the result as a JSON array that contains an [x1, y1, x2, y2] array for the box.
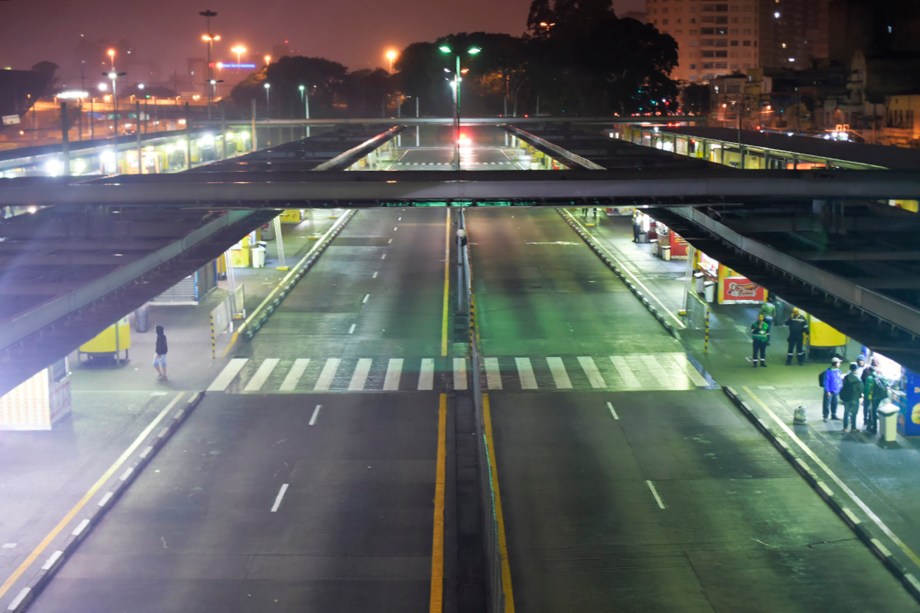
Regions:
[[0, 118, 917, 396]]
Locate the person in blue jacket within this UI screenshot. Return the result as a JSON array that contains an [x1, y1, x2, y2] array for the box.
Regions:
[[821, 357, 843, 421]]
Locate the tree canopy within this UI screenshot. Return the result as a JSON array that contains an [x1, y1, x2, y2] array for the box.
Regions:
[[227, 1, 679, 118]]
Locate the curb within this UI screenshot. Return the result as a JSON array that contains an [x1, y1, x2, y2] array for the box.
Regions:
[[6, 392, 206, 613], [558, 209, 682, 341], [231, 210, 356, 348], [722, 386, 920, 605]]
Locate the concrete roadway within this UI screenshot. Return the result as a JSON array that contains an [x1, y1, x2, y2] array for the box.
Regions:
[[467, 207, 918, 611], [27, 208, 462, 612]]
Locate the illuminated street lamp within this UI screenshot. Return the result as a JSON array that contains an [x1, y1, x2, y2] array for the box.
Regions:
[[231, 45, 246, 66], [438, 44, 480, 170], [298, 84, 311, 138], [264, 82, 271, 117], [101, 49, 126, 138], [264, 54, 272, 66], [385, 48, 399, 73]]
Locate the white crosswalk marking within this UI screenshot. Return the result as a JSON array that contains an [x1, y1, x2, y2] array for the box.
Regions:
[[610, 356, 642, 389], [208, 358, 248, 391], [578, 356, 607, 388], [213, 352, 710, 394], [349, 358, 373, 390], [419, 358, 434, 390], [515, 357, 538, 389], [383, 358, 403, 390], [453, 358, 468, 390], [280, 358, 310, 391], [314, 358, 341, 391], [244, 358, 279, 391], [485, 357, 502, 390], [667, 353, 709, 387], [546, 357, 572, 389]]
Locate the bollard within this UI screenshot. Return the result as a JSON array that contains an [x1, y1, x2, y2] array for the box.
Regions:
[[793, 405, 808, 425]]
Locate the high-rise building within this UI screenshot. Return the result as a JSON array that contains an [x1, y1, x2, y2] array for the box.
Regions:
[[646, 0, 829, 82]]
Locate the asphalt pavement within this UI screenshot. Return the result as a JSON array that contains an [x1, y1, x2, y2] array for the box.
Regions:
[[3, 207, 920, 610]]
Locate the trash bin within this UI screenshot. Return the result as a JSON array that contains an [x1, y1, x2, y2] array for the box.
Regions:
[[661, 245, 671, 261], [879, 403, 899, 443], [251, 245, 266, 269], [693, 272, 704, 293], [133, 304, 149, 333], [703, 280, 716, 303]]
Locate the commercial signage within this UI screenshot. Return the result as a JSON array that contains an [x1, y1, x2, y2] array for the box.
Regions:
[[721, 276, 765, 303]]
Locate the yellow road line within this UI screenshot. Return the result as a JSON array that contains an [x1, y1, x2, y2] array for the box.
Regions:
[[429, 394, 447, 612], [483, 394, 515, 612], [0, 392, 186, 601], [441, 209, 451, 357], [742, 385, 920, 568]]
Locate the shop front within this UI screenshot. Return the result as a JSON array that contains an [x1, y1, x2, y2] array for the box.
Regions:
[[694, 251, 765, 304]]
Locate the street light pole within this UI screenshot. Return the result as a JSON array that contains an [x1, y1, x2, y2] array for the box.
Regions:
[[439, 44, 480, 170], [264, 82, 271, 146], [199, 9, 219, 120], [299, 84, 311, 138]]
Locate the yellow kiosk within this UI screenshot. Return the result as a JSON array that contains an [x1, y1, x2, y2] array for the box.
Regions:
[[78, 318, 131, 365]]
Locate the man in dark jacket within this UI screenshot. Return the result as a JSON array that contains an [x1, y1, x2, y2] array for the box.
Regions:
[[863, 366, 889, 435], [154, 325, 168, 381], [785, 308, 808, 365], [839, 362, 863, 432]]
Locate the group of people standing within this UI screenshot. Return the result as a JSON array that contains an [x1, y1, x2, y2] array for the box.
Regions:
[[820, 355, 889, 434], [748, 300, 808, 368]]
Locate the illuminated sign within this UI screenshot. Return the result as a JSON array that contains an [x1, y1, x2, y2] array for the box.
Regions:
[[221, 63, 256, 69]]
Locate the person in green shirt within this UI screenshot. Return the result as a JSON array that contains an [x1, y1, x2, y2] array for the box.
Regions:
[[750, 313, 770, 367]]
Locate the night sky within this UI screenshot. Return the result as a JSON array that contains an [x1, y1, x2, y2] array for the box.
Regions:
[[0, 0, 643, 83]]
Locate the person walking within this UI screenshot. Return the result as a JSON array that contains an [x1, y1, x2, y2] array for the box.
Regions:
[[750, 313, 770, 367], [153, 324, 168, 381], [784, 308, 808, 365], [863, 366, 889, 435], [839, 362, 863, 432], [820, 357, 843, 421]]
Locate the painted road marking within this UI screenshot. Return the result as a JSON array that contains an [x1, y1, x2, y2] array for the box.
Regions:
[[348, 323, 356, 335], [646, 480, 667, 510], [383, 358, 403, 391], [669, 354, 708, 387], [483, 395, 515, 612], [244, 358, 279, 392], [314, 358, 341, 391], [280, 359, 310, 391], [611, 356, 642, 389], [578, 356, 607, 388], [270, 484, 289, 513], [419, 358, 435, 390], [207, 358, 248, 391], [515, 358, 538, 390], [546, 357, 572, 389], [607, 401, 619, 420], [348, 358, 372, 390], [309, 404, 322, 426], [453, 358, 468, 391], [429, 395, 447, 612], [362, 293, 370, 304], [485, 357, 502, 390]]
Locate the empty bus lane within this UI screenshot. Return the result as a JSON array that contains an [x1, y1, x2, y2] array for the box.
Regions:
[[26, 208, 463, 612], [468, 207, 918, 611]]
